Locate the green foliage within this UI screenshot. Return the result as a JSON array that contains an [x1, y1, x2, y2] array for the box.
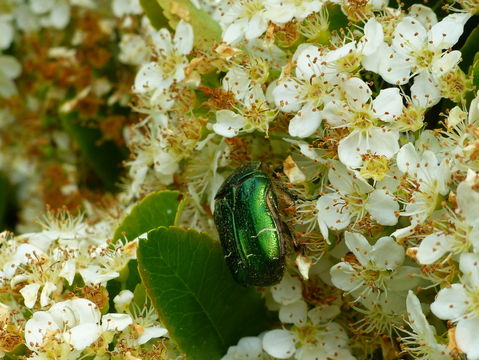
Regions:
[[460, 24, 479, 72], [140, 0, 170, 29], [108, 191, 184, 304], [139, 0, 221, 50], [61, 114, 125, 191], [113, 190, 183, 242], [137, 226, 272, 360]]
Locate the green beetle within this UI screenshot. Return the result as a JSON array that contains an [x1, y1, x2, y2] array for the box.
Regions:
[[213, 162, 289, 286]]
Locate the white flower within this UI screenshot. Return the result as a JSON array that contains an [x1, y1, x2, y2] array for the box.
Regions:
[[430, 253, 479, 359], [273, 44, 360, 138], [330, 232, 418, 297], [378, 13, 471, 106], [216, 0, 269, 44], [316, 162, 399, 239], [25, 299, 103, 352], [393, 143, 449, 238], [323, 77, 402, 168], [133, 21, 193, 106], [263, 322, 356, 360], [213, 68, 275, 137], [416, 172, 479, 264], [2, 243, 44, 279]]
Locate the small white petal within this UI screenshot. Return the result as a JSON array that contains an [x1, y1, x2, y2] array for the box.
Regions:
[[137, 325, 168, 344], [59, 259, 76, 285], [102, 313, 133, 331], [151, 28, 172, 53], [80, 265, 120, 284], [459, 253, 479, 287], [430, 284, 468, 320], [273, 79, 302, 112], [429, 13, 471, 49], [66, 323, 102, 350], [223, 21, 245, 44], [316, 193, 351, 233], [271, 273, 302, 305], [411, 72, 441, 108], [345, 231, 371, 265], [432, 51, 461, 79], [278, 300, 308, 326], [457, 175, 479, 227], [245, 13, 268, 40], [416, 232, 451, 264], [174, 20, 194, 54], [361, 18, 384, 56], [409, 4, 437, 28], [370, 236, 404, 270], [262, 329, 296, 359], [379, 48, 411, 85], [40, 282, 56, 308], [213, 110, 247, 138], [288, 105, 322, 138], [406, 291, 437, 343], [134, 62, 166, 94], [456, 318, 479, 360], [343, 77, 371, 110], [322, 100, 351, 128], [236, 337, 263, 358], [114, 290, 134, 313], [308, 304, 340, 325], [365, 189, 399, 226], [330, 261, 363, 292], [372, 88, 403, 122], [392, 17, 427, 55], [295, 44, 323, 80], [20, 283, 40, 308]]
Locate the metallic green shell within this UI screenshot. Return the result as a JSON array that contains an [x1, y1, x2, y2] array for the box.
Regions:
[[214, 162, 286, 286]]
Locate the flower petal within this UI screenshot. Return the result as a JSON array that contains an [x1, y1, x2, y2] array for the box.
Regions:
[[430, 284, 468, 320], [456, 318, 479, 360], [262, 329, 296, 359], [174, 20, 194, 54]]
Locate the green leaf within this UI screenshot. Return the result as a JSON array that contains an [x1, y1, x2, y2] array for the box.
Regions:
[[113, 190, 183, 242], [460, 24, 479, 72], [154, 0, 221, 51], [138, 227, 271, 359], [140, 0, 170, 30], [61, 114, 125, 191], [473, 53, 479, 91]]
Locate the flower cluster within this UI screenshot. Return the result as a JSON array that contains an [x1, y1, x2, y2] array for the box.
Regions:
[[1, 0, 479, 359]]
